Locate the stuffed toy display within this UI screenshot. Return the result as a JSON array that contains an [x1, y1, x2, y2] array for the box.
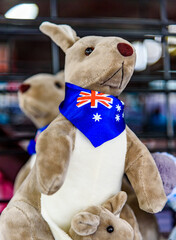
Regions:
[[123, 152, 176, 240], [122, 152, 176, 240], [69, 191, 141, 240], [14, 71, 65, 192], [0, 22, 166, 240]]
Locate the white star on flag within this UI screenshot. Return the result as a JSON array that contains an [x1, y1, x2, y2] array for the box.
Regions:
[[121, 101, 124, 105], [116, 104, 121, 112], [115, 114, 120, 122], [122, 113, 124, 118], [92, 113, 102, 122]]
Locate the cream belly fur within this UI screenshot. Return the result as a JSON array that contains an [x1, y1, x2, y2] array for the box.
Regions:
[[29, 154, 36, 169], [41, 128, 127, 240]]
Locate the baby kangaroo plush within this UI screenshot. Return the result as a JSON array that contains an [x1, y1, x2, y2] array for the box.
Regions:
[[69, 192, 138, 240], [14, 71, 65, 191], [0, 23, 166, 240]]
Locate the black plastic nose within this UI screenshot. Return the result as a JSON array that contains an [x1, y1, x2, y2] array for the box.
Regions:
[[19, 84, 31, 93], [117, 43, 133, 57]]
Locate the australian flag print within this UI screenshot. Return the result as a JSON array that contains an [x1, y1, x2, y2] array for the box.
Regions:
[[59, 83, 126, 148]]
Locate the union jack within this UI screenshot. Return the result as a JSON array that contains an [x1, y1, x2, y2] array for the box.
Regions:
[[76, 90, 113, 109]]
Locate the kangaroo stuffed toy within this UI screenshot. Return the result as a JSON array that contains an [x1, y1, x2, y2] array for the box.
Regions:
[[16, 70, 142, 240], [14, 71, 65, 191], [69, 191, 140, 240], [0, 22, 166, 240]]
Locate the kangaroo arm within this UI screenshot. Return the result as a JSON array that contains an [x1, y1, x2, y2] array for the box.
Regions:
[[36, 114, 76, 195], [125, 126, 167, 213]]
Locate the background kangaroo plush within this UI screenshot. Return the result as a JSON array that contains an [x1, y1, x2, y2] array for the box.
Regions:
[[14, 71, 65, 191], [0, 23, 166, 240]]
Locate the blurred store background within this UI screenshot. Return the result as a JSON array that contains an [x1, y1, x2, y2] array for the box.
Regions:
[[0, 0, 176, 237]]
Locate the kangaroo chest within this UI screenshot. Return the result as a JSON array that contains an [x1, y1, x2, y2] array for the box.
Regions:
[[41, 128, 127, 239]]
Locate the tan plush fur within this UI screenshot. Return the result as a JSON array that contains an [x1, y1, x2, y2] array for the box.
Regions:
[[0, 23, 166, 240], [37, 22, 166, 210], [14, 158, 32, 192], [125, 127, 166, 213], [122, 178, 160, 240], [69, 192, 136, 240], [14, 71, 65, 192], [18, 71, 65, 129]]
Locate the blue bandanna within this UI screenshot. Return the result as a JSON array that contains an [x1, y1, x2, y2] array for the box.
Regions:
[[59, 83, 126, 148], [27, 125, 48, 155]]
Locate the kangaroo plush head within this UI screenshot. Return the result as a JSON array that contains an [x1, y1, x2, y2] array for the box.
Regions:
[[69, 192, 134, 240], [40, 22, 136, 96], [18, 71, 65, 128]]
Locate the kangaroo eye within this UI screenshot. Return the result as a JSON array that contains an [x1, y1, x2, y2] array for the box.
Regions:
[[55, 82, 62, 88], [106, 226, 114, 233], [85, 47, 94, 56]]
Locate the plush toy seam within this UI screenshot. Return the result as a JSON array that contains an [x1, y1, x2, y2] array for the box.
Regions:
[[37, 173, 50, 194], [125, 154, 143, 172], [138, 157, 151, 211], [38, 172, 62, 195], [12, 205, 35, 240], [81, 68, 107, 88], [48, 175, 65, 193], [79, 64, 116, 89], [126, 155, 152, 211], [14, 200, 41, 213]]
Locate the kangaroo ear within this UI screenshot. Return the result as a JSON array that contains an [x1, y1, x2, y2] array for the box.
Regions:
[[71, 212, 100, 236], [102, 191, 127, 216], [40, 22, 80, 52]]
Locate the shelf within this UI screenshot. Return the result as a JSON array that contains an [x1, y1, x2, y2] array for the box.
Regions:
[[0, 17, 176, 38]]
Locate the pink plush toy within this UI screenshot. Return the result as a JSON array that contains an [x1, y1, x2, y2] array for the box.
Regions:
[[0, 171, 13, 213]]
